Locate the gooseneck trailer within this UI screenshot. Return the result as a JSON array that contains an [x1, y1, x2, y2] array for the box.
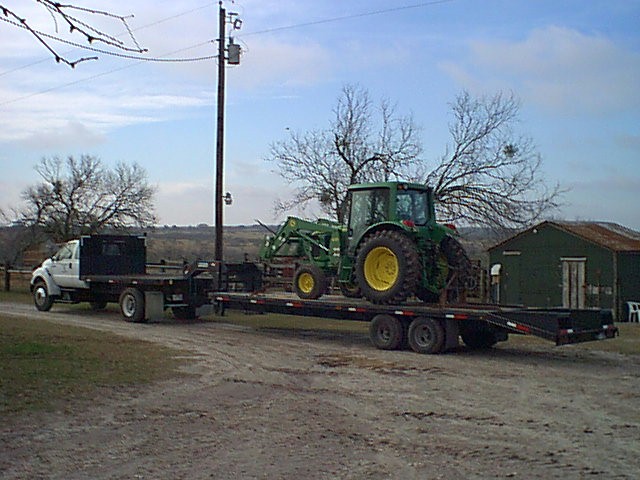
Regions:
[[212, 293, 618, 354], [31, 234, 618, 354]]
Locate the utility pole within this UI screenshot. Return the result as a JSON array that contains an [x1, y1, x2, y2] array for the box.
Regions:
[[214, 2, 241, 280], [214, 2, 226, 267]]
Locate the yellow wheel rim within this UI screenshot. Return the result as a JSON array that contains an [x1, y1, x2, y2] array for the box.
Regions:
[[298, 272, 315, 294], [364, 246, 399, 291]]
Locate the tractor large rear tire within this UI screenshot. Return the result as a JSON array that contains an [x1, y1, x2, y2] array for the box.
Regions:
[[440, 236, 472, 303], [355, 230, 420, 304]]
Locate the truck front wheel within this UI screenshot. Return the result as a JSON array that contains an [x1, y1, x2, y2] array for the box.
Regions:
[[33, 280, 53, 312], [119, 288, 146, 323]]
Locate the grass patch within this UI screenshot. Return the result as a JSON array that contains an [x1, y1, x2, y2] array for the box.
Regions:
[[0, 315, 187, 414], [0, 289, 32, 304]]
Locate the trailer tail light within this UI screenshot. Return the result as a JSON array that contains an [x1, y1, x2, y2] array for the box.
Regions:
[[402, 220, 415, 228]]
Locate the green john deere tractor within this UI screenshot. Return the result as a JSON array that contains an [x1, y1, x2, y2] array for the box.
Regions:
[[259, 181, 470, 304]]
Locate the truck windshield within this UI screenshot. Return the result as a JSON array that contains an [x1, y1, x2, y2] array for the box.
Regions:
[[396, 189, 430, 225]]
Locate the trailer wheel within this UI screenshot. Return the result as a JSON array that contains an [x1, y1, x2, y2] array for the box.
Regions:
[[293, 265, 326, 300], [119, 288, 146, 323], [172, 306, 197, 320], [33, 280, 53, 312], [355, 230, 420, 304], [369, 314, 405, 350], [407, 316, 445, 354], [460, 328, 497, 350]]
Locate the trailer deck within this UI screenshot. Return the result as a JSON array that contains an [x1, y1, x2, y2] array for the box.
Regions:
[[213, 292, 618, 353]]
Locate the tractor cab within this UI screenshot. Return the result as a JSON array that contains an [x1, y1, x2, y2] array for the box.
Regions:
[[345, 182, 439, 255]]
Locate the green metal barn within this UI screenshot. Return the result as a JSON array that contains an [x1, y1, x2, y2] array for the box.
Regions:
[[488, 221, 640, 321]]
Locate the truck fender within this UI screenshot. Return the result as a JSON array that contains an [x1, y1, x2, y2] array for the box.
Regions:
[[30, 266, 62, 297]]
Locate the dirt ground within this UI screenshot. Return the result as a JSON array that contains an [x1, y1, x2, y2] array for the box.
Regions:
[[1, 301, 639, 480]]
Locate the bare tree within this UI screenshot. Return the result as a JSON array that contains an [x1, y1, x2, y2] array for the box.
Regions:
[[19, 155, 157, 241], [0, 213, 44, 289], [0, 1, 145, 67], [423, 91, 564, 230], [269, 87, 563, 230], [268, 84, 422, 222]]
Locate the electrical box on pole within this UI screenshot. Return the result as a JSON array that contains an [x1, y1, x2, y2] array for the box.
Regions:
[[228, 38, 241, 65]]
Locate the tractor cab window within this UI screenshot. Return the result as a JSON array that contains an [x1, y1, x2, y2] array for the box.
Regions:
[[348, 188, 390, 238], [396, 189, 429, 225]]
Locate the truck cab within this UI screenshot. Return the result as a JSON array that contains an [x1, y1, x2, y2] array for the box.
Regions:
[[43, 240, 88, 289]]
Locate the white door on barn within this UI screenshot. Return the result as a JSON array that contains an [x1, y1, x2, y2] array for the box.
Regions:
[[561, 258, 586, 309]]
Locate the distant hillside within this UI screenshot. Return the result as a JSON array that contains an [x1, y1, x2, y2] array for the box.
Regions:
[[145, 224, 508, 265]]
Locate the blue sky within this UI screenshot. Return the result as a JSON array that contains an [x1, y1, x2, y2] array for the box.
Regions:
[[1, 0, 639, 229]]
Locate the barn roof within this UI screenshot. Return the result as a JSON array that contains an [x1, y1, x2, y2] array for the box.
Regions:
[[490, 221, 640, 253]]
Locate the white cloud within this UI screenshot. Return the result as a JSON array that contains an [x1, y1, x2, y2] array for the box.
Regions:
[[441, 26, 640, 115]]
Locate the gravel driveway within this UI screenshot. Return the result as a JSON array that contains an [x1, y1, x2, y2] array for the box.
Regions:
[[1, 302, 639, 479]]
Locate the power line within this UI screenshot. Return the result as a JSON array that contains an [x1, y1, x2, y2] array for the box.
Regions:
[[0, 1, 218, 76], [242, 0, 455, 37], [1, 0, 456, 107], [0, 41, 217, 108]]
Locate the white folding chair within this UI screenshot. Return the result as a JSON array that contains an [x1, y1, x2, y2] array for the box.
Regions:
[[628, 301, 640, 323]]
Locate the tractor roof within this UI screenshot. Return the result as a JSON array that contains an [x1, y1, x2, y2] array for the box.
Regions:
[[348, 181, 431, 191]]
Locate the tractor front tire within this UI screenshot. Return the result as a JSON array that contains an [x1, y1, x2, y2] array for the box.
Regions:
[[355, 230, 420, 304], [293, 265, 326, 300]]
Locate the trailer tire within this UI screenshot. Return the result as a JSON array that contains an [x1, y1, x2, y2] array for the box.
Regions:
[[460, 328, 497, 349], [293, 265, 326, 300], [355, 230, 420, 304], [369, 314, 405, 350], [172, 306, 197, 320], [33, 280, 53, 312], [119, 288, 146, 323], [407, 316, 445, 354]]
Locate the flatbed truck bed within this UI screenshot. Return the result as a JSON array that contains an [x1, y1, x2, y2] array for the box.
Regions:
[[213, 292, 618, 354]]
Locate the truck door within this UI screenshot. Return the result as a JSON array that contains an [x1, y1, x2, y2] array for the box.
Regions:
[[49, 240, 86, 289]]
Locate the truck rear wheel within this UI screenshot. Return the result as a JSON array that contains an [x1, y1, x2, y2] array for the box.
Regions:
[[33, 280, 53, 312], [119, 288, 146, 323], [355, 230, 420, 304], [369, 314, 405, 350], [293, 265, 326, 300], [407, 316, 445, 354]]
